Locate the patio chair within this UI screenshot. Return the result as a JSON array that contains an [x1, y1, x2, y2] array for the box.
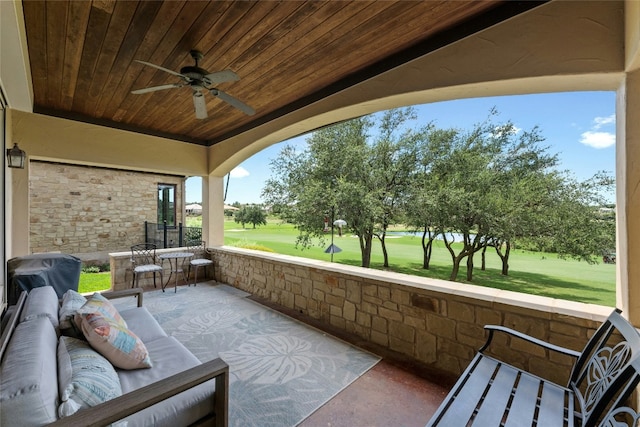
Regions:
[[130, 243, 164, 289], [186, 240, 214, 286]]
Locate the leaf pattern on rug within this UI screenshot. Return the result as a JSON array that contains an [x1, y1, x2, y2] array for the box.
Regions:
[[222, 335, 314, 385], [115, 283, 380, 426]]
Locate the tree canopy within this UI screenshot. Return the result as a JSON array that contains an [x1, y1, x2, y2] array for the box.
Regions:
[[262, 108, 615, 282]]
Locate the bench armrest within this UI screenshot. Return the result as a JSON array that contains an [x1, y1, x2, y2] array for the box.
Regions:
[[100, 287, 144, 307], [480, 325, 582, 358], [47, 357, 229, 427]]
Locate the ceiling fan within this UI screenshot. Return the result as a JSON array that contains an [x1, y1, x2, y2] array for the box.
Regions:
[[131, 50, 255, 119]]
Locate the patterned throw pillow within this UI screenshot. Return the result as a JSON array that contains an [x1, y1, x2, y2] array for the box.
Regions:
[[57, 336, 123, 417], [75, 293, 152, 370], [59, 290, 87, 331]]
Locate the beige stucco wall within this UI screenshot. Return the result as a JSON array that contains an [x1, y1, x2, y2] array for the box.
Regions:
[[29, 161, 185, 262]]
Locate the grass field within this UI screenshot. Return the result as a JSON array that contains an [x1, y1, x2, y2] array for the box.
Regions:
[[224, 218, 616, 307], [79, 217, 616, 306]]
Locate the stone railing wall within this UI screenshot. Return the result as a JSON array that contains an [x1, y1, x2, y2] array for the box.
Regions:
[[109, 245, 613, 382], [208, 246, 612, 382]]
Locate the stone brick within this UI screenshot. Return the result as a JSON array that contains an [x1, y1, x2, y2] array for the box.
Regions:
[[326, 294, 344, 308], [389, 335, 414, 355], [372, 316, 388, 333], [371, 330, 389, 347], [449, 300, 475, 323], [356, 311, 371, 328], [378, 306, 403, 322], [389, 320, 415, 343], [330, 305, 342, 317], [426, 314, 456, 339], [345, 280, 362, 304], [475, 306, 503, 326], [390, 288, 411, 306], [294, 294, 307, 310], [343, 300, 356, 322], [415, 330, 438, 364]]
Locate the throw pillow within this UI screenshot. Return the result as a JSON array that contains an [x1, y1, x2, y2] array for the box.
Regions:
[[75, 292, 126, 329], [59, 289, 87, 332], [57, 336, 123, 417], [75, 309, 152, 370]]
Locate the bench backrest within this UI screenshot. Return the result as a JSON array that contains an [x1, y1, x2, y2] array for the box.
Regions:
[[569, 309, 640, 427]]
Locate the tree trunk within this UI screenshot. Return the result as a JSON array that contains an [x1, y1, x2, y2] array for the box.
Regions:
[[494, 240, 511, 275], [380, 233, 389, 268], [481, 244, 487, 271], [466, 251, 474, 281], [361, 233, 373, 268], [421, 227, 434, 269], [501, 241, 511, 275]]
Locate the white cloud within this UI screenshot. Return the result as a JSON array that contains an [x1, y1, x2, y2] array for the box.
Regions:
[[230, 166, 250, 178], [593, 114, 615, 129], [580, 131, 615, 149]]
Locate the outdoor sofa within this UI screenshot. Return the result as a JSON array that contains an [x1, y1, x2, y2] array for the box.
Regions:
[[0, 286, 228, 426]]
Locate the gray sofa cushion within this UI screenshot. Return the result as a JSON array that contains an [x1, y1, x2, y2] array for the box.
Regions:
[[20, 286, 60, 328], [119, 307, 168, 343], [118, 336, 215, 427], [0, 316, 59, 426]]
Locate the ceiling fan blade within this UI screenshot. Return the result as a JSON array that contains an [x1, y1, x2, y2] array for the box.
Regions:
[[193, 92, 208, 119], [210, 89, 255, 116], [134, 60, 189, 80], [203, 70, 239, 86], [131, 83, 183, 94]]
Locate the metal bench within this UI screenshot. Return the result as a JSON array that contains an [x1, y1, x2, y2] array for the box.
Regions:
[[427, 309, 640, 427]]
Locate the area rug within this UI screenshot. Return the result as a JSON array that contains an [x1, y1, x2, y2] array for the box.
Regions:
[[115, 282, 380, 427]]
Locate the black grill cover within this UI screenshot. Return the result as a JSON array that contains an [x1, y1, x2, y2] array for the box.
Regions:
[[7, 253, 81, 304]]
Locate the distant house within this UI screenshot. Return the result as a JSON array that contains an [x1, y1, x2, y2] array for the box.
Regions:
[[186, 203, 203, 215], [224, 205, 240, 211]]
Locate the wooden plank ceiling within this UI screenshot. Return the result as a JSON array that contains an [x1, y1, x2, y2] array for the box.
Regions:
[[21, 0, 535, 146]]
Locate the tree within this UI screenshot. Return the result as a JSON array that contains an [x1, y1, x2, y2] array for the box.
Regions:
[[234, 205, 267, 229], [369, 108, 423, 267], [262, 116, 378, 266], [264, 110, 426, 268]]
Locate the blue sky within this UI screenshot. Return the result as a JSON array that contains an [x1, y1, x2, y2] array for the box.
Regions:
[[186, 91, 616, 204]]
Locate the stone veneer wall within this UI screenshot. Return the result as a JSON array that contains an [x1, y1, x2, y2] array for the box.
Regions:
[[209, 246, 612, 382], [109, 245, 613, 382], [30, 161, 184, 262]]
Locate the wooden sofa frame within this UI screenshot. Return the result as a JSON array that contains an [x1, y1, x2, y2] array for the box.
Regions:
[[427, 309, 640, 426], [0, 288, 229, 427]]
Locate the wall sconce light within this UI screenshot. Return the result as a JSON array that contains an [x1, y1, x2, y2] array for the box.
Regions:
[[6, 143, 26, 169]]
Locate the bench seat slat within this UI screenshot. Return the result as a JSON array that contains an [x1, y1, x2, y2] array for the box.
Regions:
[[537, 381, 571, 426], [433, 355, 499, 425], [503, 372, 542, 427], [472, 363, 519, 426]]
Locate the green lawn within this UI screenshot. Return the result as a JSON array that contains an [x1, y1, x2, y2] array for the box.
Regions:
[[80, 218, 616, 306], [224, 218, 616, 307], [78, 272, 111, 293]]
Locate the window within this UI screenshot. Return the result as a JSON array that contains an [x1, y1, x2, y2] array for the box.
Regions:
[[157, 184, 176, 227]]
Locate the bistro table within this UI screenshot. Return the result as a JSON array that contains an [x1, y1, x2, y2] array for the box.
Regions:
[[158, 252, 194, 292]]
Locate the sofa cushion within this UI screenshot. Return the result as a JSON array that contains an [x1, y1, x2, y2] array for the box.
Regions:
[[119, 306, 168, 343], [57, 336, 123, 417], [20, 286, 59, 328], [59, 289, 87, 331], [0, 316, 59, 426], [118, 336, 215, 427]]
